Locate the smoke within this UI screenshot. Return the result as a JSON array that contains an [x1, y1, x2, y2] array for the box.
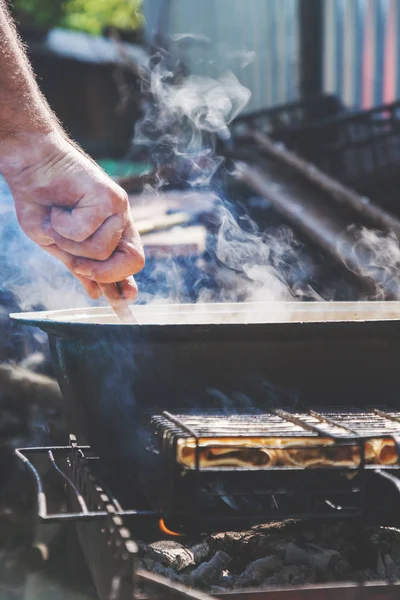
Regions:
[[211, 208, 292, 303], [0, 183, 94, 313], [338, 226, 400, 300], [133, 48, 325, 307], [134, 52, 251, 187], [170, 33, 212, 45], [0, 174, 96, 361]]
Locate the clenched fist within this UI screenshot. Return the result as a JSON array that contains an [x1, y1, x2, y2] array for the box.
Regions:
[[1, 132, 144, 300]]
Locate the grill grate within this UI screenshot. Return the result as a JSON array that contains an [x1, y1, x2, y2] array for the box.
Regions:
[[152, 407, 400, 443], [15, 409, 400, 540], [141, 408, 400, 527]]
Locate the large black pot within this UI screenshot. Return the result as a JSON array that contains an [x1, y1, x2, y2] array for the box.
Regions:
[[10, 302, 400, 476]]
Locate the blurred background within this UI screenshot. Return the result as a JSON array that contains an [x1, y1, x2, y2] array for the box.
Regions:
[[11, 0, 400, 158]]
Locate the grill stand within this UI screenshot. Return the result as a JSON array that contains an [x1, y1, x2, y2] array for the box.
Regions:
[[14, 429, 400, 600], [16, 436, 217, 600]]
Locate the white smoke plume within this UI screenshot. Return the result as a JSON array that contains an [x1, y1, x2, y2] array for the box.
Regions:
[[212, 208, 293, 303], [0, 177, 93, 312], [338, 226, 400, 300], [134, 50, 251, 187], [132, 48, 325, 306]]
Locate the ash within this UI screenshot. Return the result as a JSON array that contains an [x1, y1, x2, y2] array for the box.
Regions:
[[139, 520, 400, 594]]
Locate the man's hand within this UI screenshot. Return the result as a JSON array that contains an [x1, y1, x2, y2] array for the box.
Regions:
[[2, 132, 144, 299], [0, 2, 144, 301]]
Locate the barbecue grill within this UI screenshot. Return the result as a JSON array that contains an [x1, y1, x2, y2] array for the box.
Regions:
[[15, 423, 400, 600], [17, 409, 400, 529], [134, 407, 400, 529]]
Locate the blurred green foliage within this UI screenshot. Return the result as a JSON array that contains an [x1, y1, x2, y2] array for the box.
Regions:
[[63, 0, 144, 34], [11, 0, 65, 28], [12, 0, 144, 34]]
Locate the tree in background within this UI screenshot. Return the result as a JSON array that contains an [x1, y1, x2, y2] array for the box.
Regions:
[[11, 0, 144, 35]]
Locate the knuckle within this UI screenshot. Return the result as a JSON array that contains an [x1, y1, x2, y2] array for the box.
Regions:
[[109, 187, 129, 212], [129, 246, 145, 272], [129, 279, 138, 294]]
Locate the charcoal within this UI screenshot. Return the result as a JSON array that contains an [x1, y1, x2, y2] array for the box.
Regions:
[[267, 565, 317, 586], [376, 549, 385, 579], [383, 553, 397, 581], [238, 555, 282, 584], [284, 542, 342, 572], [140, 558, 183, 582], [189, 551, 230, 587], [277, 565, 301, 584]]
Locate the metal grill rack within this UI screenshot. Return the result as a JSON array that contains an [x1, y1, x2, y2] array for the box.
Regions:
[[16, 409, 400, 534], [151, 408, 400, 466], [147, 408, 400, 527]]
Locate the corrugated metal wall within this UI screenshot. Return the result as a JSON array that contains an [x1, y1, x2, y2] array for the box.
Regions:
[[323, 0, 400, 108], [143, 0, 299, 113], [144, 0, 400, 114]]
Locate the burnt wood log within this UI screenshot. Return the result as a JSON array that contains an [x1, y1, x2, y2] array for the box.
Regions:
[[283, 543, 342, 573], [146, 540, 210, 572], [117, 164, 185, 194]]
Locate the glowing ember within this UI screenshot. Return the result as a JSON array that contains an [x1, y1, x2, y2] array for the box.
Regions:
[[159, 518, 181, 537]]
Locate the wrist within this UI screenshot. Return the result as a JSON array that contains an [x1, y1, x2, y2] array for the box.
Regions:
[[0, 128, 68, 183]]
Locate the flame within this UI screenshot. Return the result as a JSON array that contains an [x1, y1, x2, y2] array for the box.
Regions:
[[159, 518, 181, 537]]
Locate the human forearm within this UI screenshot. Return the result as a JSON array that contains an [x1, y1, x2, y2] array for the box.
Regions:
[[0, 1, 144, 300], [0, 1, 59, 142]]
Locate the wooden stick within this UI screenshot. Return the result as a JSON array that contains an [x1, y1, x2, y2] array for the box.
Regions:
[[98, 282, 137, 324], [136, 212, 191, 235]]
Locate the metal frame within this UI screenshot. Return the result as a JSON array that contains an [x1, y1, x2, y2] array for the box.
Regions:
[[149, 408, 400, 525], [15, 410, 400, 528], [15, 436, 160, 523]]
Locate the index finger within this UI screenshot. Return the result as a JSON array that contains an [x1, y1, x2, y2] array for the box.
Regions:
[[50, 184, 129, 243]]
